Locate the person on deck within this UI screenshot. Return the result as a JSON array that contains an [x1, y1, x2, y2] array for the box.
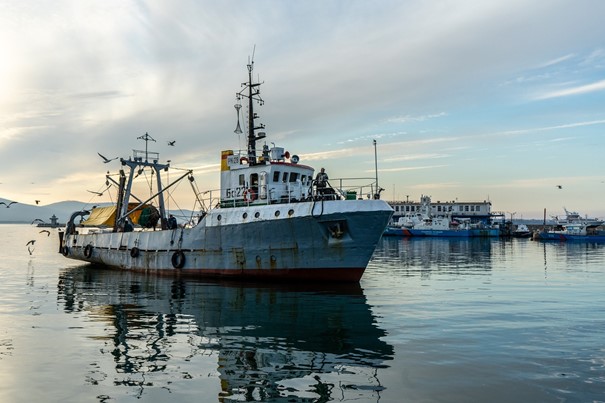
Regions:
[[123, 218, 134, 232], [315, 168, 328, 194], [167, 214, 177, 229]]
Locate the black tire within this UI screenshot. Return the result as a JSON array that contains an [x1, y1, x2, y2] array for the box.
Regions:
[[130, 247, 140, 258], [84, 244, 93, 258], [171, 250, 185, 269]]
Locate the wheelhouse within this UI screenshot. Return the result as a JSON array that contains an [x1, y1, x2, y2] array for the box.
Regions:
[[220, 146, 315, 206]]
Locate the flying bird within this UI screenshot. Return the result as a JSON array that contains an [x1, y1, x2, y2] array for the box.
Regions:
[[0, 201, 17, 208], [26, 240, 36, 255], [168, 140, 176, 146], [97, 152, 118, 163], [87, 190, 104, 196], [31, 218, 46, 225], [39, 230, 51, 236], [556, 185, 562, 189]]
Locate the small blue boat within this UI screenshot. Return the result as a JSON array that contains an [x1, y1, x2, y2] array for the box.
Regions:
[[536, 223, 605, 242]]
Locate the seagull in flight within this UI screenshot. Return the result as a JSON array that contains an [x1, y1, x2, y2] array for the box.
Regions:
[[39, 230, 51, 236], [26, 241, 36, 255], [0, 201, 17, 208], [168, 140, 176, 146], [97, 152, 119, 164], [31, 218, 46, 225]]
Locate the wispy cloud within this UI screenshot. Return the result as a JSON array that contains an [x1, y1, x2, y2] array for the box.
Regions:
[[533, 53, 576, 69], [499, 119, 605, 135], [383, 153, 450, 163], [533, 79, 605, 100], [378, 165, 448, 173], [385, 112, 447, 124]]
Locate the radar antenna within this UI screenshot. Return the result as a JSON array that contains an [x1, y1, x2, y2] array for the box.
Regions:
[[137, 132, 157, 162]]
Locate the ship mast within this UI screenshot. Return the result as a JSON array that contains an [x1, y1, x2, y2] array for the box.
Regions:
[[236, 52, 265, 165]]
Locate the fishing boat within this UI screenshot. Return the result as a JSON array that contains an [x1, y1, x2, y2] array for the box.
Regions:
[[535, 223, 605, 242], [58, 57, 393, 282], [552, 208, 603, 227], [384, 215, 471, 237]]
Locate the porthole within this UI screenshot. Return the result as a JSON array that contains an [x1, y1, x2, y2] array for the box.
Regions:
[[243, 212, 248, 219], [274, 210, 280, 217], [217, 215, 222, 221], [288, 209, 294, 216], [254, 212, 260, 218]]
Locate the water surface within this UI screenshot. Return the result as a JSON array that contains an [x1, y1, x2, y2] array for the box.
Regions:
[[1, 224, 604, 402]]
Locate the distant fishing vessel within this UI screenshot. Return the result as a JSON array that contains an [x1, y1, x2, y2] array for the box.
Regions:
[[59, 56, 393, 282], [384, 195, 500, 237], [384, 215, 471, 237], [552, 208, 603, 227], [36, 214, 64, 228], [535, 223, 605, 242]]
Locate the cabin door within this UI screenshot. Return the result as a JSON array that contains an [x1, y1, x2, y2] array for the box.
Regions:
[[259, 172, 267, 199]]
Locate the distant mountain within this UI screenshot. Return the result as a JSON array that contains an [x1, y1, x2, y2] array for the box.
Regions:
[[0, 198, 90, 224], [0, 197, 196, 226]]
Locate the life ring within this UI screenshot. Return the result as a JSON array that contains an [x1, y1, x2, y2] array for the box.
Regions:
[[240, 157, 249, 164], [243, 188, 256, 202], [130, 247, 140, 258], [61, 245, 69, 256], [84, 244, 93, 258], [171, 250, 185, 269]]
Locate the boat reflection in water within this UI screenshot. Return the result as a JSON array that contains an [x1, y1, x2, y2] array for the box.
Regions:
[[374, 236, 495, 276], [57, 266, 393, 401]]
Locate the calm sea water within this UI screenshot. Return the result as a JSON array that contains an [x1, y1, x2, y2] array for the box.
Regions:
[[1, 224, 604, 402]]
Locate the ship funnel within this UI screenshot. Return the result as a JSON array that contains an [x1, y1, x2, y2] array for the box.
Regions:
[[234, 104, 243, 134]]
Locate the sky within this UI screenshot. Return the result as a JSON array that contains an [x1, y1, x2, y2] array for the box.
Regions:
[[1, 0, 605, 219]]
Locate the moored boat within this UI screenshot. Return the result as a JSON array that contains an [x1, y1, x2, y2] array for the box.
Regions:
[[512, 223, 532, 238], [59, 57, 393, 282], [383, 195, 500, 237], [552, 208, 603, 227], [384, 215, 471, 237], [535, 223, 605, 242]]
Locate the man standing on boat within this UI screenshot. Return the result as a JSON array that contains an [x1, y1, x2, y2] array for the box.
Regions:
[[316, 168, 328, 194], [168, 214, 177, 229]]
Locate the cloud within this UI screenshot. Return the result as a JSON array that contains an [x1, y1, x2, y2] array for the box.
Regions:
[[378, 165, 449, 173], [533, 79, 605, 100], [385, 112, 447, 124]]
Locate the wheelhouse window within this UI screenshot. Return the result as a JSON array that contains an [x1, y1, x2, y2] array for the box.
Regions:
[[273, 171, 280, 182], [282, 172, 289, 183], [239, 174, 245, 186], [289, 172, 299, 182]]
